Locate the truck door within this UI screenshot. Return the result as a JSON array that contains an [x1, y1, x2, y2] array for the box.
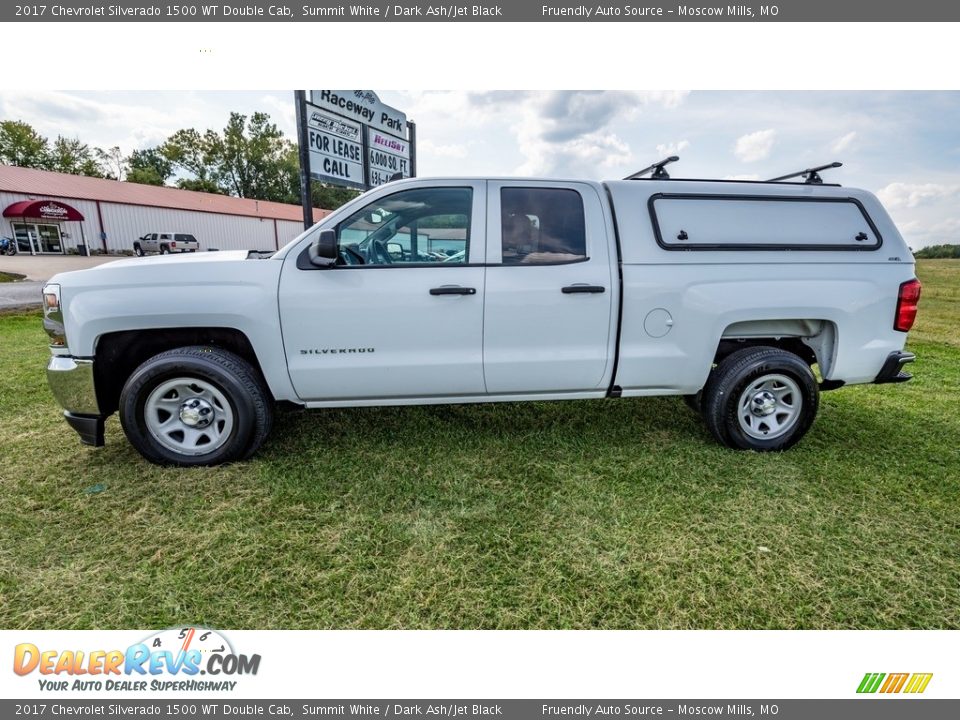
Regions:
[[483, 182, 617, 394], [278, 182, 487, 402]]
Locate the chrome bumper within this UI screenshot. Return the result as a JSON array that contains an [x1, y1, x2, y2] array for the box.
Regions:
[[47, 356, 105, 447], [47, 356, 100, 415]]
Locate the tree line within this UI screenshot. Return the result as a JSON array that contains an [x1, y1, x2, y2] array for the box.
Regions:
[[913, 244, 960, 259], [0, 113, 359, 210]]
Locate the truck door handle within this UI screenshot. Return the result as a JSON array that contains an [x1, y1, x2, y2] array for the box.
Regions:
[[562, 284, 606, 294], [429, 286, 476, 296]]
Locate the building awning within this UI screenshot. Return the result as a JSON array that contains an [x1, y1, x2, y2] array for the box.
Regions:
[[3, 199, 85, 221]]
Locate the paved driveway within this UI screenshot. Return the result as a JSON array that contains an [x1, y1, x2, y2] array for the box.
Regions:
[[0, 255, 120, 310], [0, 280, 44, 310], [0, 254, 117, 282]]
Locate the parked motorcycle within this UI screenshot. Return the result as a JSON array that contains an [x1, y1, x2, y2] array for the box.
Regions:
[[0, 237, 17, 256]]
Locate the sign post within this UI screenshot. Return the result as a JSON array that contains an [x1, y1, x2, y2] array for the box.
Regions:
[[294, 90, 416, 227], [294, 90, 313, 231]]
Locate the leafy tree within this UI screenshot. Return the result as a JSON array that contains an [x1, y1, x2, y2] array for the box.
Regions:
[[160, 128, 214, 185], [162, 113, 296, 202], [126, 148, 173, 186], [50, 137, 103, 177], [0, 120, 50, 168], [96, 146, 126, 180], [175, 177, 224, 194]]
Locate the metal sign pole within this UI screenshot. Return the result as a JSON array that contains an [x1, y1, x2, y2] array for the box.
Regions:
[[361, 124, 371, 191], [294, 90, 313, 231], [407, 120, 417, 178]]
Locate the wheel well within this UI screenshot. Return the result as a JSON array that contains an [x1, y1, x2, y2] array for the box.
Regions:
[[715, 337, 817, 366], [714, 319, 836, 375], [93, 327, 270, 416]]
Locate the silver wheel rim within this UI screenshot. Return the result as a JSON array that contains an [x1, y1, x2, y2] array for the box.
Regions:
[[736, 373, 802, 440], [144, 377, 234, 456]]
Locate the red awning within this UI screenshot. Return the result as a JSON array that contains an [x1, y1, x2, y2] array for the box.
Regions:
[[3, 199, 84, 221]]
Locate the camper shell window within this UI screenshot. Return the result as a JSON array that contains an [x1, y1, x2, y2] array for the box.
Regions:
[[648, 193, 883, 251]]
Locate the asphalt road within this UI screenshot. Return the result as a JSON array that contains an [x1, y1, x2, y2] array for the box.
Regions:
[[0, 280, 43, 310]]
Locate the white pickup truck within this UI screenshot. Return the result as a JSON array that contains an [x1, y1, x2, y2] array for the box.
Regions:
[[42, 166, 921, 466]]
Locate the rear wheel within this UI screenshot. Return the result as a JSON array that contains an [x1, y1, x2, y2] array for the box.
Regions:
[[160, 245, 169, 255], [701, 346, 818, 451], [119, 346, 272, 466]]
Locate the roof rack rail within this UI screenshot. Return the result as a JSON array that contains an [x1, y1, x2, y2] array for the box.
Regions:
[[768, 161, 842, 185], [625, 155, 679, 181]]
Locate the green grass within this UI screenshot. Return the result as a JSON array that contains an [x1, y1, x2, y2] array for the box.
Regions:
[[1, 260, 958, 629], [0, 271, 25, 282]]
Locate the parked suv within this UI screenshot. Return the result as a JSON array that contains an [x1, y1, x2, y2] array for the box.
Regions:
[[134, 233, 199, 256]]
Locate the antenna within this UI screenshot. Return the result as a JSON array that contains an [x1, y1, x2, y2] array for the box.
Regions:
[[625, 156, 680, 181], [768, 161, 842, 184]]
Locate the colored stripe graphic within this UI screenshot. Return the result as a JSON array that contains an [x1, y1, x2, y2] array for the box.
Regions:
[[880, 673, 909, 693], [857, 673, 885, 693], [857, 672, 932, 694], [904, 673, 934, 694]]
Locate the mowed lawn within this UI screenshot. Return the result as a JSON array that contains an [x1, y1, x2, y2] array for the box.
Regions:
[[0, 260, 958, 630]]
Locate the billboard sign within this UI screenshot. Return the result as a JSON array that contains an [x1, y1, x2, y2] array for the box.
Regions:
[[305, 104, 366, 190], [367, 129, 411, 187], [310, 89, 408, 139]]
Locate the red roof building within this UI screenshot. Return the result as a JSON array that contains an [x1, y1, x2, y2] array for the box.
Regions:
[[0, 164, 330, 256]]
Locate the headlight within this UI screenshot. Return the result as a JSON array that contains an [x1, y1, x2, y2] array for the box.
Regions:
[[42, 283, 66, 347]]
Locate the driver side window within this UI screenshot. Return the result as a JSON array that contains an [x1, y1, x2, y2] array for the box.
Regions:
[[336, 187, 473, 266]]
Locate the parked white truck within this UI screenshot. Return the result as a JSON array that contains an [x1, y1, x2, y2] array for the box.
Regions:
[[42, 163, 922, 466]]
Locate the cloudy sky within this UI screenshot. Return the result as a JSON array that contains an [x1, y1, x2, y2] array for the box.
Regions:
[[1, 90, 958, 249]]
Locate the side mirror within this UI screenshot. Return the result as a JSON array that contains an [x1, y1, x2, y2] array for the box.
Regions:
[[309, 229, 339, 267]]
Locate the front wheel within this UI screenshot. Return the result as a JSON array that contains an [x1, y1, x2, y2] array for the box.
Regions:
[[701, 346, 819, 451], [134, 244, 144, 257], [119, 346, 273, 466]]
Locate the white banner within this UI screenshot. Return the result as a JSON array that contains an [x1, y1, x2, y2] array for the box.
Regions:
[[2, 630, 956, 700]]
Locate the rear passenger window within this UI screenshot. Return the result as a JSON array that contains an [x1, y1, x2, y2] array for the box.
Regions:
[[500, 188, 587, 265]]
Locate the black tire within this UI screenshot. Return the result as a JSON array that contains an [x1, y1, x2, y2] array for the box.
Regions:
[[701, 346, 818, 451], [682, 392, 702, 413], [160, 245, 169, 255], [119, 346, 273, 466], [134, 244, 144, 257]]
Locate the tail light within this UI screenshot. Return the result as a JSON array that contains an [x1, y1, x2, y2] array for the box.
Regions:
[[894, 278, 921, 332], [171, 242, 177, 248]]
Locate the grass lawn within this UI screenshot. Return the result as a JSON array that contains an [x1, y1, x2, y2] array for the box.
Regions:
[[0, 260, 958, 630], [0, 271, 25, 282]]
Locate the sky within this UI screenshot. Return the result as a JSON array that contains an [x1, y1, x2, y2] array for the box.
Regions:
[[1, 90, 958, 249]]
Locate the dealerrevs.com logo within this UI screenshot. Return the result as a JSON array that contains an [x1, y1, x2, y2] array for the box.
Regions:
[[13, 627, 260, 693]]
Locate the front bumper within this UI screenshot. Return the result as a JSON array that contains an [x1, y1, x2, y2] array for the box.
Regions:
[[873, 351, 916, 384], [47, 356, 105, 447]]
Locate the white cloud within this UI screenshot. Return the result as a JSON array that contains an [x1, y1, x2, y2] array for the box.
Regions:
[[512, 91, 687, 178], [418, 139, 470, 159], [831, 131, 857, 153], [656, 140, 690, 157], [734, 129, 776, 163], [876, 182, 960, 209]]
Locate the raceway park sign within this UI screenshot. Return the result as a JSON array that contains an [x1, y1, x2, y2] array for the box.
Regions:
[[303, 90, 414, 190], [310, 90, 407, 139]]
